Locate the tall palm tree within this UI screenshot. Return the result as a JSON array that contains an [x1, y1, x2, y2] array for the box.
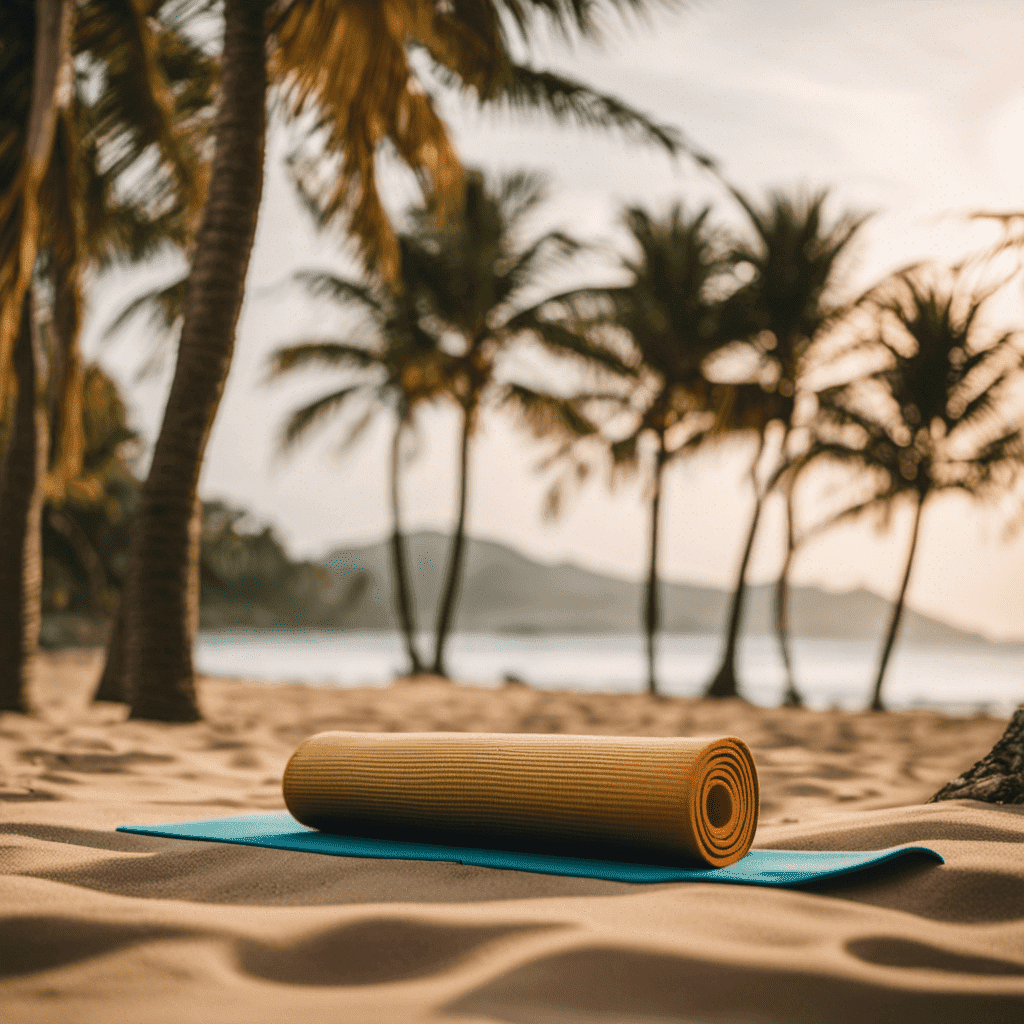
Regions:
[[705, 186, 868, 699], [538, 204, 739, 694], [266, 254, 455, 675], [0, 0, 210, 713], [400, 168, 623, 677], [0, 0, 71, 714], [802, 267, 1024, 710], [113, 0, 699, 720]]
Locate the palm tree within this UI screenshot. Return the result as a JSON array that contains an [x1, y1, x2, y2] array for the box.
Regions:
[[801, 267, 1024, 710], [0, 0, 210, 713], [705, 186, 868, 699], [113, 0, 700, 721], [538, 204, 739, 694], [266, 254, 455, 675], [398, 168, 625, 677], [0, 0, 70, 714]]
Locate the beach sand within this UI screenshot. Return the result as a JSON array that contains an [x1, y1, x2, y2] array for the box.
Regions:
[[2, 649, 1023, 1022]]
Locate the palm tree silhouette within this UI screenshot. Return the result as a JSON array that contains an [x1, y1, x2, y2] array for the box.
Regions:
[[404, 168, 620, 677], [411, 169, 610, 677], [267, 249, 455, 676], [802, 267, 1024, 710], [540, 204, 739, 694], [705, 186, 868, 700]]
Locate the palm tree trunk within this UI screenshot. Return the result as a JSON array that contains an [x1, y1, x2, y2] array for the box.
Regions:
[[0, 291, 48, 712], [706, 443, 765, 699], [644, 431, 667, 696], [775, 484, 802, 707], [116, 0, 267, 722], [928, 706, 1024, 804], [870, 493, 926, 712], [432, 403, 474, 677], [47, 250, 84, 488], [389, 417, 422, 675]]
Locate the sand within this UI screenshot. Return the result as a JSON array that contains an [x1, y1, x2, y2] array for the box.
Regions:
[[2, 649, 1023, 1023]]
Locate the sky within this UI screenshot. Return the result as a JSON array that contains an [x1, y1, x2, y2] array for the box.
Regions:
[[84, 0, 1024, 640]]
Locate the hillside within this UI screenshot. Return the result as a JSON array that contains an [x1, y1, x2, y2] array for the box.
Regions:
[[323, 531, 990, 646]]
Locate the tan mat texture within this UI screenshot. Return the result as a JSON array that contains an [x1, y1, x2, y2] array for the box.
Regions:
[[283, 731, 759, 867]]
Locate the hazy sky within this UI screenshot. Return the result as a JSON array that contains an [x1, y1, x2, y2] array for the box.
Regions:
[[86, 0, 1024, 639]]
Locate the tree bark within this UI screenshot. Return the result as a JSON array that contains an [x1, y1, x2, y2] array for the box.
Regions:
[[929, 707, 1024, 804], [389, 417, 422, 675], [432, 403, 474, 677], [869, 493, 925, 712], [706, 445, 765, 699], [0, 291, 48, 712], [47, 249, 84, 488], [116, 0, 267, 722], [775, 484, 802, 707], [644, 431, 667, 696]]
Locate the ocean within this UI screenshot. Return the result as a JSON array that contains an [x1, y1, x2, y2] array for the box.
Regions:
[[194, 630, 1024, 718]]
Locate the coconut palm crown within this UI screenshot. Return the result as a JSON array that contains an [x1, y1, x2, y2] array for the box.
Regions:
[[801, 267, 1024, 710], [402, 167, 628, 677], [536, 203, 743, 694], [704, 185, 869, 699], [266, 245, 458, 675]]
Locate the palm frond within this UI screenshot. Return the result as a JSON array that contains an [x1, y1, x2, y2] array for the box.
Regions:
[[279, 383, 368, 451], [267, 339, 380, 379], [497, 381, 598, 441], [492, 168, 550, 230], [506, 309, 637, 377], [105, 274, 188, 340], [75, 0, 208, 229], [291, 269, 383, 312], [331, 402, 378, 457], [272, 0, 464, 281], [488, 62, 694, 158], [496, 229, 583, 305]]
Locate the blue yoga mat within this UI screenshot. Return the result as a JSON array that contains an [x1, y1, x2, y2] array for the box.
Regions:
[[118, 811, 943, 887]]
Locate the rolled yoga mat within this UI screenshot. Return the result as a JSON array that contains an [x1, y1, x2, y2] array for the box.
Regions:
[[120, 729, 946, 885], [281, 730, 759, 868]]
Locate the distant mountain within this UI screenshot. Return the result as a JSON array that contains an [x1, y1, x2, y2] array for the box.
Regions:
[[322, 531, 993, 647]]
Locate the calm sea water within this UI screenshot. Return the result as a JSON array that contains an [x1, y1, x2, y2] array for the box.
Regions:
[[194, 630, 1024, 717]]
